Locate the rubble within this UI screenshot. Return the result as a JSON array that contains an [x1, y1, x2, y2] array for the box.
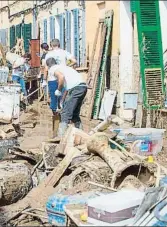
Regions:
[[0, 162, 32, 206], [0, 100, 166, 227], [118, 175, 146, 191], [0, 9, 166, 223]]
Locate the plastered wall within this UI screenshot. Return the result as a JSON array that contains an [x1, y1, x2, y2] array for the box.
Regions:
[[85, 0, 119, 56], [85, 1, 139, 120]]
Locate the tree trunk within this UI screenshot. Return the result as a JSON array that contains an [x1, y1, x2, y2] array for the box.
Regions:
[[86, 133, 153, 188]]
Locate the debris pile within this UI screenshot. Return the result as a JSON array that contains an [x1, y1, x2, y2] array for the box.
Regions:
[[0, 110, 166, 227]]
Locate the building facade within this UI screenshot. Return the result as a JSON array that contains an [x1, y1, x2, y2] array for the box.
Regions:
[[0, 0, 86, 66], [0, 0, 166, 119], [85, 0, 167, 119]]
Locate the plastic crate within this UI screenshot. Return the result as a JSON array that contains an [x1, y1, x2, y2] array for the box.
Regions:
[[46, 192, 101, 226], [116, 128, 165, 156], [132, 134, 163, 156]]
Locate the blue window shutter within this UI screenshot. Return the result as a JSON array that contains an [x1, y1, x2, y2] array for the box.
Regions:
[[43, 19, 47, 43], [0, 29, 7, 46], [65, 11, 71, 52], [0, 30, 3, 44], [50, 16, 55, 41], [73, 8, 79, 65], [3, 29, 7, 46], [59, 14, 65, 49], [6, 29, 8, 44], [81, 8, 86, 66]]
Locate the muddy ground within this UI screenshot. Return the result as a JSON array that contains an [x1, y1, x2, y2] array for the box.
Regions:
[[1, 101, 167, 226]]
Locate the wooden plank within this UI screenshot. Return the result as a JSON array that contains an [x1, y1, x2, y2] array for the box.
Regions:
[[87, 20, 101, 84], [65, 204, 91, 227], [76, 67, 88, 72], [92, 11, 114, 119], [0, 43, 6, 66], [58, 127, 89, 155], [135, 78, 143, 127], [88, 181, 117, 192], [87, 24, 107, 120], [57, 125, 76, 155], [87, 23, 105, 88], [42, 147, 81, 187], [81, 20, 104, 118], [52, 114, 60, 138]]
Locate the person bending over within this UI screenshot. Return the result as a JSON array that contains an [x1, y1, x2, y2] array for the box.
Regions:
[[46, 57, 87, 137]]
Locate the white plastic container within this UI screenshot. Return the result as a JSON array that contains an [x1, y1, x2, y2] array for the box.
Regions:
[[132, 134, 163, 156], [116, 128, 165, 156], [0, 66, 9, 84], [117, 128, 165, 141], [0, 85, 20, 123], [87, 189, 145, 226]]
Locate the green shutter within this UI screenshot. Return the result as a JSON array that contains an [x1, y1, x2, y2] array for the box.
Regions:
[[22, 23, 32, 52], [92, 10, 113, 119], [16, 24, 22, 39], [10, 26, 16, 49], [136, 0, 165, 109], [130, 0, 136, 13]]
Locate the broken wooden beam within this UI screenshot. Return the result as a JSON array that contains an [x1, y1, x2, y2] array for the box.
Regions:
[[88, 181, 117, 192], [89, 116, 112, 135]]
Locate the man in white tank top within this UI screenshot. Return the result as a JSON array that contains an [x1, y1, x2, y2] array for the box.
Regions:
[[46, 58, 87, 137]]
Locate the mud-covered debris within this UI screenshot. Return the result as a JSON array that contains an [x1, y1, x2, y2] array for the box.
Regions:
[[0, 162, 32, 206]]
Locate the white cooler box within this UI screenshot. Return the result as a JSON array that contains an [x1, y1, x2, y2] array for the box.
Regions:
[[87, 189, 145, 226]]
